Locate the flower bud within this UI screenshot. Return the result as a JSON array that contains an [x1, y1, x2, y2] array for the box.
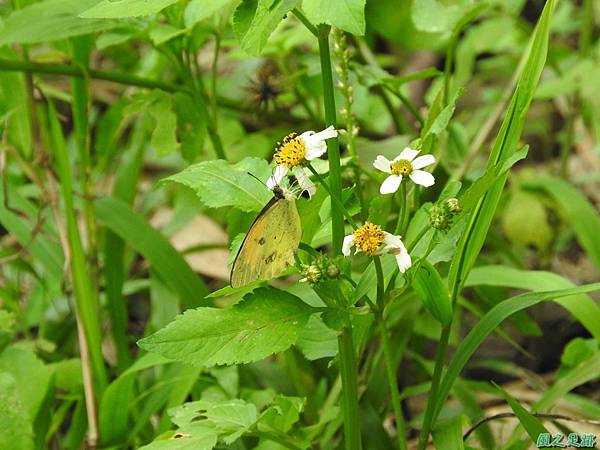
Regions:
[[445, 197, 462, 215], [428, 205, 449, 230]]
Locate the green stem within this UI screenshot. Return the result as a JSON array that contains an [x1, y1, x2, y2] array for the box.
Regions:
[[0, 57, 182, 93], [306, 163, 357, 228], [374, 257, 407, 450], [416, 324, 451, 450], [317, 25, 344, 255], [338, 327, 362, 450], [292, 8, 318, 36], [394, 183, 409, 235]]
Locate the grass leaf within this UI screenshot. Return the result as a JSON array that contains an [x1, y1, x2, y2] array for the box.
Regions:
[[95, 197, 209, 307]]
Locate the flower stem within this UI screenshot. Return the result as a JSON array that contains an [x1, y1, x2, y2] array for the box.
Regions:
[[374, 257, 408, 450], [394, 183, 409, 235], [317, 24, 344, 256], [337, 326, 362, 450], [416, 324, 451, 450]]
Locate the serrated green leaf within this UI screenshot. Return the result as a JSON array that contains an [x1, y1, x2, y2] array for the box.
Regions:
[[0, 372, 34, 450], [162, 157, 272, 212], [167, 399, 257, 444], [80, 0, 180, 18], [258, 395, 304, 434], [139, 423, 217, 450], [138, 287, 317, 367], [0, 0, 117, 45], [303, 0, 366, 35], [233, 0, 300, 55]]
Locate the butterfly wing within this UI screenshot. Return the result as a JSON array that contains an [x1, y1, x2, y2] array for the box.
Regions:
[[230, 197, 301, 288]]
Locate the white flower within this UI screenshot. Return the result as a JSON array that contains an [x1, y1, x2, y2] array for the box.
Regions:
[[373, 147, 436, 195], [342, 222, 412, 273], [266, 126, 338, 196]]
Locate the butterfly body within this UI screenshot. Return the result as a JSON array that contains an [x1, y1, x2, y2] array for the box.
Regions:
[[230, 186, 301, 288]]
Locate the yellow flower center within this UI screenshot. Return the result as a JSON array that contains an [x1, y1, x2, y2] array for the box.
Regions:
[[353, 222, 385, 255], [390, 159, 413, 176], [274, 133, 305, 168]]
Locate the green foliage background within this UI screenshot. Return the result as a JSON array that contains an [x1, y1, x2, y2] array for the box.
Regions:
[[0, 0, 599, 449]]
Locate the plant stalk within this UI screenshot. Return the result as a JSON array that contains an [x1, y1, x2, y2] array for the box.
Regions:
[[337, 327, 362, 450], [374, 257, 407, 450], [317, 25, 344, 255]]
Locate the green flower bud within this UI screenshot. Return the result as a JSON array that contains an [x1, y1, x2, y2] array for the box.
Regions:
[[429, 205, 449, 230], [445, 197, 462, 215]]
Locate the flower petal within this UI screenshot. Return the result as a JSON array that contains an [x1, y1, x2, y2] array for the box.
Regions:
[[267, 165, 288, 189], [342, 235, 355, 256], [411, 154, 436, 170], [379, 175, 402, 194], [382, 232, 403, 249], [302, 126, 337, 160], [373, 155, 392, 173], [409, 170, 435, 187], [395, 249, 412, 273], [294, 167, 316, 197], [396, 147, 419, 162]]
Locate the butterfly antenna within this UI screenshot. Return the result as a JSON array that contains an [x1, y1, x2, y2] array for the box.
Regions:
[[247, 172, 268, 188]]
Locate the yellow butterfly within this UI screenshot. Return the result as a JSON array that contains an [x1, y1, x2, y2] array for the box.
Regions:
[[230, 185, 301, 288]]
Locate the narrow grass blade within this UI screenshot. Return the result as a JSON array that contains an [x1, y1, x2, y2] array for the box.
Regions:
[[432, 282, 600, 423], [466, 265, 600, 341], [494, 383, 549, 443], [95, 197, 209, 308], [47, 102, 107, 394]]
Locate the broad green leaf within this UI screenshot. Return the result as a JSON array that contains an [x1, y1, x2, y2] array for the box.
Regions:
[[125, 91, 179, 157], [525, 176, 600, 271], [138, 287, 317, 367], [303, 0, 366, 35], [0, 347, 52, 422], [432, 415, 465, 450], [99, 353, 171, 446], [502, 190, 552, 251], [0, 0, 117, 45], [0, 372, 34, 450], [80, 0, 180, 18], [448, 0, 556, 293], [413, 261, 452, 326], [494, 383, 549, 442], [258, 395, 304, 434], [296, 315, 338, 360], [432, 282, 600, 423], [167, 399, 257, 444], [233, 0, 300, 55], [162, 157, 272, 212], [411, 0, 463, 34], [139, 423, 217, 450], [185, 0, 237, 27], [466, 265, 600, 342], [95, 197, 209, 308]]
